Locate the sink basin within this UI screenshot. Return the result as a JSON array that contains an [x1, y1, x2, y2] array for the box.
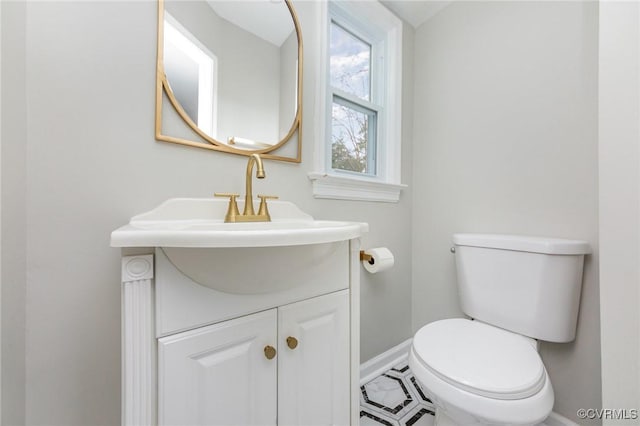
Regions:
[[110, 198, 368, 248]]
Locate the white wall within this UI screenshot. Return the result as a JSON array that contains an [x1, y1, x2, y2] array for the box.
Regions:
[[0, 0, 3, 420], [598, 2, 640, 421], [412, 2, 601, 423], [1, 1, 27, 424], [1, 1, 414, 423]]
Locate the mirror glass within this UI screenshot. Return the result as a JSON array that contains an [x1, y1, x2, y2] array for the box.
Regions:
[[158, 0, 301, 156]]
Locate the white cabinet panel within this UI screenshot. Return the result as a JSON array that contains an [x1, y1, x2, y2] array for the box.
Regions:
[[277, 290, 350, 426], [155, 242, 349, 337], [158, 309, 278, 426]]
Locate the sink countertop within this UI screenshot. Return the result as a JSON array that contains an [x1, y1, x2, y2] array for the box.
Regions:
[[111, 198, 368, 248]]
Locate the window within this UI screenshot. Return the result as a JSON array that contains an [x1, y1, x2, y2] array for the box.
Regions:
[[330, 21, 376, 175], [309, 1, 406, 202]]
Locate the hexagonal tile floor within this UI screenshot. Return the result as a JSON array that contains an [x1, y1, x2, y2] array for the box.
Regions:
[[360, 361, 436, 426]]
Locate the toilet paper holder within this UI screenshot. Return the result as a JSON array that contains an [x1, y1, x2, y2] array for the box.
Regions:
[[360, 250, 374, 264]]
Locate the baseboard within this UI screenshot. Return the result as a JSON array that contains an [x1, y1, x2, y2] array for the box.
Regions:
[[545, 412, 580, 426], [360, 338, 413, 385], [360, 340, 579, 426]]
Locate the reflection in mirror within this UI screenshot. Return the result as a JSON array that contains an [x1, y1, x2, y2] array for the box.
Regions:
[[164, 14, 217, 137], [157, 0, 302, 161]]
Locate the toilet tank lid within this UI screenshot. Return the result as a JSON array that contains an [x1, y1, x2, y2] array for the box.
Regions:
[[453, 233, 591, 255]]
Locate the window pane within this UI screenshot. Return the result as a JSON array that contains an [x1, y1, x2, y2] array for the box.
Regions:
[[331, 100, 376, 174], [330, 22, 371, 101]]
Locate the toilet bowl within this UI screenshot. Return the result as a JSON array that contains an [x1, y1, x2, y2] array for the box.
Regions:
[[409, 319, 554, 426], [410, 234, 590, 426]]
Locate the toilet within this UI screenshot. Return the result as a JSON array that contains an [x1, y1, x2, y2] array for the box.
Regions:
[[409, 234, 590, 426]]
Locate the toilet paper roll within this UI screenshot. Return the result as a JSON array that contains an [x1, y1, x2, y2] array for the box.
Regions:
[[362, 247, 395, 273]]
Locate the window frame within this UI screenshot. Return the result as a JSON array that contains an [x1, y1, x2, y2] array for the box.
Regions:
[[309, 0, 405, 203]]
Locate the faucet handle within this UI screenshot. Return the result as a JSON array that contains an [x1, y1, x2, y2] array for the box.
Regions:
[[214, 192, 240, 198], [257, 195, 279, 219], [214, 193, 241, 223]]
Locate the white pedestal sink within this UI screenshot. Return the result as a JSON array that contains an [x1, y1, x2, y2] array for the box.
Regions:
[[111, 198, 368, 426]]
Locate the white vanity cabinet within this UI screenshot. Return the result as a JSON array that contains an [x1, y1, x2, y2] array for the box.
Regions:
[[158, 309, 279, 426], [158, 290, 349, 426], [112, 199, 367, 426]]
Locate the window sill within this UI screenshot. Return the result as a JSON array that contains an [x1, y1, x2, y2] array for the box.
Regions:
[[308, 172, 407, 203]]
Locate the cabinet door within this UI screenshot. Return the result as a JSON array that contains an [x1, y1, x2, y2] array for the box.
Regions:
[[158, 309, 278, 426], [277, 290, 350, 426]]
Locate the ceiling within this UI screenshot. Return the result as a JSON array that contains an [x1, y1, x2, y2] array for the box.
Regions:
[[380, 1, 452, 29], [205, 0, 452, 47], [206, 1, 294, 47]]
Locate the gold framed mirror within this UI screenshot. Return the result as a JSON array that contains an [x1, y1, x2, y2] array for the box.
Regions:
[[155, 0, 303, 162]]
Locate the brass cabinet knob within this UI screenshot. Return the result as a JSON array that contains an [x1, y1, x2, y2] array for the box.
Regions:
[[264, 345, 276, 360], [286, 336, 298, 350]]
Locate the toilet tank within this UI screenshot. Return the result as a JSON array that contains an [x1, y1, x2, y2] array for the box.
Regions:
[[453, 234, 591, 343]]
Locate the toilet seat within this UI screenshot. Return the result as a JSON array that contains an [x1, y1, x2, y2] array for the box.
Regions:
[[412, 318, 546, 400]]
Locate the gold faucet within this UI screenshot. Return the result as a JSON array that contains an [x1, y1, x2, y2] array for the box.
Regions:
[[243, 153, 265, 216], [214, 154, 278, 223]]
